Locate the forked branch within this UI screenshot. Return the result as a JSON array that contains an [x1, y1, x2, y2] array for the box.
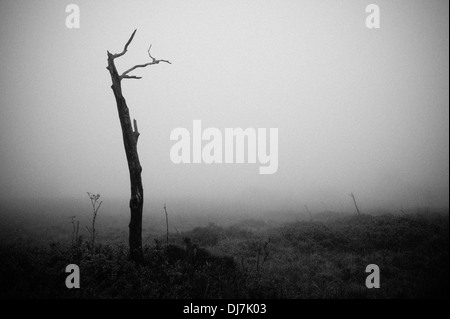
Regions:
[[121, 44, 171, 79], [107, 29, 171, 80], [148, 44, 172, 64]]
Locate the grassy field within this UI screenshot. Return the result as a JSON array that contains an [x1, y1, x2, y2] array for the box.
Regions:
[[0, 210, 448, 299]]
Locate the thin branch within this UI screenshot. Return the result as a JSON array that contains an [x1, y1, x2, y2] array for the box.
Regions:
[[111, 29, 137, 59], [148, 44, 171, 64], [120, 44, 171, 80], [120, 59, 171, 79], [121, 75, 142, 80], [148, 44, 156, 62], [350, 192, 361, 215], [121, 62, 156, 77], [96, 200, 103, 214], [164, 203, 169, 245]]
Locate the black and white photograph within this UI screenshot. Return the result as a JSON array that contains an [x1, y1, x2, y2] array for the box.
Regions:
[[0, 0, 448, 307]]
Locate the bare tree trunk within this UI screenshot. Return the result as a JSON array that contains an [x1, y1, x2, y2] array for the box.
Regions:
[[106, 30, 170, 262], [107, 53, 144, 261]]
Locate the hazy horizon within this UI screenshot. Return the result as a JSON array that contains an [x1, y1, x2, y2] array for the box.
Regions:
[[0, 0, 448, 217]]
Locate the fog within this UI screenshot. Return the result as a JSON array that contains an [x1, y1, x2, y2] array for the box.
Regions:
[[0, 0, 448, 220]]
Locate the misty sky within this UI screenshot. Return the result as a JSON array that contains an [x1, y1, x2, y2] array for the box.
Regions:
[[0, 0, 448, 214]]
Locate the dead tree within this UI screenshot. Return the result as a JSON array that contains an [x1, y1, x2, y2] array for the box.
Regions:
[[164, 203, 169, 244], [350, 192, 361, 215], [106, 29, 170, 262], [86, 192, 102, 248]]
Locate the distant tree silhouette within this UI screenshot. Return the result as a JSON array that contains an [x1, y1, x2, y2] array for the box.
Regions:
[[106, 29, 170, 262], [350, 192, 361, 215]]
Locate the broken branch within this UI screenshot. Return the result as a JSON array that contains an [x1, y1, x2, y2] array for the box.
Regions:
[[133, 119, 140, 142]]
